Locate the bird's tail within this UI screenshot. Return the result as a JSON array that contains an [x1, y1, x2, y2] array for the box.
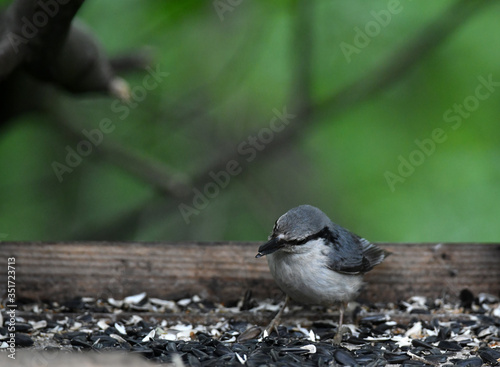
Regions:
[[361, 239, 391, 269]]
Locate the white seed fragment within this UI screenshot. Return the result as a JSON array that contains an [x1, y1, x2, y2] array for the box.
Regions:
[[409, 296, 427, 306], [150, 298, 180, 312], [57, 317, 69, 326], [69, 321, 83, 331], [48, 325, 63, 333], [392, 335, 413, 347], [192, 295, 202, 303], [109, 334, 127, 343], [31, 320, 47, 330], [405, 321, 422, 338], [97, 319, 110, 330], [478, 293, 498, 304], [114, 322, 127, 335], [235, 352, 247, 364], [252, 302, 282, 312], [176, 330, 193, 340], [309, 330, 316, 341], [344, 324, 359, 337], [108, 298, 124, 308], [293, 325, 310, 338], [171, 324, 193, 331], [124, 292, 147, 305], [125, 315, 143, 325], [159, 333, 177, 341], [301, 344, 317, 354], [142, 329, 155, 342], [177, 298, 192, 307], [493, 305, 500, 318], [478, 326, 497, 338], [211, 328, 222, 338]]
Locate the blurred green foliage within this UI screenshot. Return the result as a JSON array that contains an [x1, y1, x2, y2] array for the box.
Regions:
[[0, 0, 499, 242]]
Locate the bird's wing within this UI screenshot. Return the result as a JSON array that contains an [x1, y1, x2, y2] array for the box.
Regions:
[[358, 236, 390, 269], [323, 227, 388, 275]]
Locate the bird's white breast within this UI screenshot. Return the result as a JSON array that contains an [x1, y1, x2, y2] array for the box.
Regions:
[[266, 239, 363, 305]]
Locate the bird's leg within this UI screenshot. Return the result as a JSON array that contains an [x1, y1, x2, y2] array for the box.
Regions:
[[265, 294, 289, 336], [333, 301, 347, 344]]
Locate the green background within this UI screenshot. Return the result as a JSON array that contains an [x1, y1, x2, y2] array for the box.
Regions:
[[1, 0, 499, 243]]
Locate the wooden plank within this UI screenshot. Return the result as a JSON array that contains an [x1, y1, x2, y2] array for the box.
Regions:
[[0, 242, 499, 303]]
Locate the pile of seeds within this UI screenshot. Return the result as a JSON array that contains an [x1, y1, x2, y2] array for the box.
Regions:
[[1, 291, 499, 366]]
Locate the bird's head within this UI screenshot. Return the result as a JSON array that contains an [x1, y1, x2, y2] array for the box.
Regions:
[[256, 205, 331, 258]]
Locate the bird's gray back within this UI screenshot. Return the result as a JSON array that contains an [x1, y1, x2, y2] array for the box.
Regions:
[[324, 222, 388, 274]]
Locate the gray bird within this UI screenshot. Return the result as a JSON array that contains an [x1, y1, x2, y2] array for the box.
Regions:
[[256, 205, 389, 343]]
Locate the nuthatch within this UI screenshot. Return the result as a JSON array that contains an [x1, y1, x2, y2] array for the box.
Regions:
[[256, 205, 389, 343]]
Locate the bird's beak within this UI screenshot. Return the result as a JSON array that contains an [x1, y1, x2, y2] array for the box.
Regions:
[[255, 237, 284, 258]]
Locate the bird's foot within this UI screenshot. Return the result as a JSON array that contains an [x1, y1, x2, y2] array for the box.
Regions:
[[264, 295, 289, 336], [264, 319, 280, 337], [333, 326, 349, 345]]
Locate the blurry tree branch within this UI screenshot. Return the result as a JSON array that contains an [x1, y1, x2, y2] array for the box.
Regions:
[[0, 0, 133, 125], [193, 0, 495, 187], [290, 0, 314, 114], [98, 141, 192, 199], [71, 196, 161, 240], [0, 0, 85, 79], [109, 49, 152, 73], [189, 0, 315, 184], [51, 114, 192, 199], [68, 0, 495, 239], [162, 12, 272, 133], [314, 0, 494, 119]]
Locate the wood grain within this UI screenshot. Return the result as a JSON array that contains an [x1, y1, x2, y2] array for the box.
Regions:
[[0, 242, 499, 303]]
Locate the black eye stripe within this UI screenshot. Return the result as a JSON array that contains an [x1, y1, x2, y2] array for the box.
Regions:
[[288, 227, 339, 246]]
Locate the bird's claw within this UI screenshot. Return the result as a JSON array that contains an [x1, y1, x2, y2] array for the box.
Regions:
[[333, 331, 343, 345], [264, 320, 280, 337], [333, 326, 350, 344]]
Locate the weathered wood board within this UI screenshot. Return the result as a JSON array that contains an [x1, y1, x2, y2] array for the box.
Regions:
[[0, 242, 499, 303]]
